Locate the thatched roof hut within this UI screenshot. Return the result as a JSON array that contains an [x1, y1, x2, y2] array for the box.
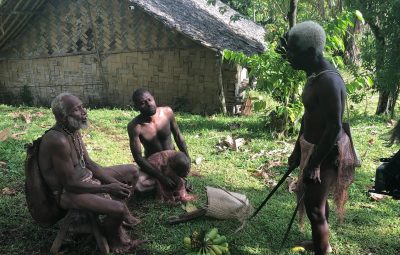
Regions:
[[0, 0, 266, 113]]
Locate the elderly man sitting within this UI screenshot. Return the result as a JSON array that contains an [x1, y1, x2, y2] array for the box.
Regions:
[[38, 92, 144, 253]]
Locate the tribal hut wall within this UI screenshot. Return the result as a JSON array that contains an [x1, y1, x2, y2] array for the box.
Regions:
[[0, 0, 237, 113]]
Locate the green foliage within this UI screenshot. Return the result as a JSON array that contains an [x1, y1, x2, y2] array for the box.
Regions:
[[223, 48, 305, 134], [347, 72, 373, 104], [347, 0, 400, 113], [1, 104, 400, 254]]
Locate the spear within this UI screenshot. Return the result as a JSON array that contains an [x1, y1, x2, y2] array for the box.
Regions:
[[250, 166, 296, 220]]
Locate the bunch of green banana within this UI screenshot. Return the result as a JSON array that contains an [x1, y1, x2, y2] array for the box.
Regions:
[[183, 228, 230, 255]]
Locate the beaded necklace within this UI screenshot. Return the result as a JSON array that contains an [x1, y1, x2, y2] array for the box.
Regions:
[[62, 126, 86, 169]]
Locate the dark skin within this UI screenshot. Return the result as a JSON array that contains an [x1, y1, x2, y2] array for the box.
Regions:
[[127, 91, 190, 189], [39, 95, 144, 253], [286, 34, 345, 255]]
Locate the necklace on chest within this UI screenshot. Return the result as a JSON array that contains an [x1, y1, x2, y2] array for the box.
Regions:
[[62, 127, 86, 169]]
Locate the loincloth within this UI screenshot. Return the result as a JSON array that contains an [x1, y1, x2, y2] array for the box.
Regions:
[[136, 150, 194, 203], [296, 131, 356, 225]]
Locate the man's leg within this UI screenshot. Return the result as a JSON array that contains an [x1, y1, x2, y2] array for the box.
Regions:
[[303, 162, 337, 255], [102, 164, 142, 227], [59, 192, 144, 253], [103, 164, 139, 187]]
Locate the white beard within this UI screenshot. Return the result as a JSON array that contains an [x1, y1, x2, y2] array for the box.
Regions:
[[67, 116, 88, 130]]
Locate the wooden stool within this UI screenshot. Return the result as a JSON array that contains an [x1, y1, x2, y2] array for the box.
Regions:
[[50, 210, 109, 255]]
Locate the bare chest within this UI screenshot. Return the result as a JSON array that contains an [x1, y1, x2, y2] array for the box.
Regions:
[[302, 81, 320, 112], [140, 120, 171, 143]]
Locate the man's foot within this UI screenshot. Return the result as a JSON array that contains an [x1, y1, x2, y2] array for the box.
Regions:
[[108, 227, 147, 253], [123, 206, 141, 228], [298, 240, 333, 253], [110, 239, 148, 254], [122, 218, 141, 229], [180, 193, 197, 202]]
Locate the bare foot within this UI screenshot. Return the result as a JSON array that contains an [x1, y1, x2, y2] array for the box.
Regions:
[[181, 194, 197, 202], [108, 227, 147, 253], [298, 241, 333, 253], [123, 206, 142, 228], [111, 239, 148, 254]]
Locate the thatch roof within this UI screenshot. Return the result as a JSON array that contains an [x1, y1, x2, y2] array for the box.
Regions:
[[129, 0, 266, 55], [0, 0, 47, 49]]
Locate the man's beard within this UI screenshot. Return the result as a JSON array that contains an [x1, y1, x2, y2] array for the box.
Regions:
[[67, 116, 88, 130]]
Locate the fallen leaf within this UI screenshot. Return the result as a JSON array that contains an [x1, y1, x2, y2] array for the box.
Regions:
[[221, 135, 234, 148], [387, 119, 396, 127], [369, 192, 385, 202], [251, 171, 263, 177], [287, 176, 298, 193], [0, 128, 11, 142], [360, 204, 376, 209], [229, 122, 241, 130], [21, 113, 32, 123], [11, 131, 27, 140], [35, 111, 45, 117], [2, 187, 16, 195], [184, 202, 198, 213], [194, 157, 203, 165], [251, 150, 265, 160], [189, 170, 202, 177], [0, 161, 7, 172], [233, 138, 246, 151]]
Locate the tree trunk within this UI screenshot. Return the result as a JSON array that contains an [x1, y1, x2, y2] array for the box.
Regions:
[[376, 91, 390, 115], [344, 17, 362, 65], [317, 0, 325, 19], [287, 0, 298, 28], [389, 86, 400, 118], [216, 52, 227, 115], [369, 23, 387, 115]]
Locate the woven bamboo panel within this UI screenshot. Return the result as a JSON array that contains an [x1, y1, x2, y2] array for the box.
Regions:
[[0, 0, 238, 113], [0, 0, 197, 58]]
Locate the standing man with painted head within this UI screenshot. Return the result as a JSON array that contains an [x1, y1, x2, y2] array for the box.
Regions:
[[38, 92, 144, 253], [127, 88, 191, 196], [284, 21, 356, 254]]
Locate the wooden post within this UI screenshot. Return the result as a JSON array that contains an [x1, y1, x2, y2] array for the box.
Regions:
[[216, 52, 227, 114]]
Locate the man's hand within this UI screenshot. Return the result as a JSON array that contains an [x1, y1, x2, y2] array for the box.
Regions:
[[105, 182, 132, 198], [303, 165, 321, 184]]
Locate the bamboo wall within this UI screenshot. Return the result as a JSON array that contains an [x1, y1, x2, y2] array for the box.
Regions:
[[0, 0, 237, 113]]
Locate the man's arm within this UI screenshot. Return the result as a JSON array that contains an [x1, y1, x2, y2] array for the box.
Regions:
[[127, 121, 176, 188], [168, 107, 190, 158], [50, 134, 131, 197], [288, 117, 304, 169], [305, 77, 343, 180]]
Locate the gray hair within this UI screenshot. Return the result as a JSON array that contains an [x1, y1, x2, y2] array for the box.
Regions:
[[51, 92, 72, 117], [288, 21, 326, 55]]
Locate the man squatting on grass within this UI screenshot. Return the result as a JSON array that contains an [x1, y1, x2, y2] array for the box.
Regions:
[[38, 93, 145, 253], [127, 88, 195, 203], [285, 21, 356, 255]]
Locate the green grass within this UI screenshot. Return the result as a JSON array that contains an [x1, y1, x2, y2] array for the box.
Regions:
[[0, 100, 399, 255]]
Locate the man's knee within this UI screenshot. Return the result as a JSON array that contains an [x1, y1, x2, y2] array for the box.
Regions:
[[124, 165, 139, 186], [306, 207, 327, 224]]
